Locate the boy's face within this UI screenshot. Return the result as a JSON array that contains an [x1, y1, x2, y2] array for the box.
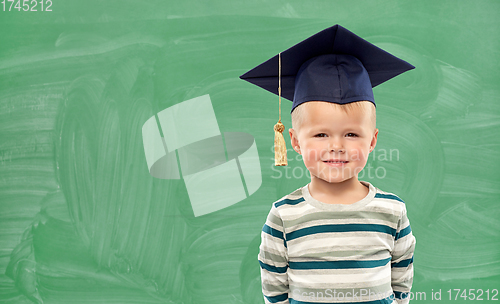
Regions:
[[289, 101, 378, 185]]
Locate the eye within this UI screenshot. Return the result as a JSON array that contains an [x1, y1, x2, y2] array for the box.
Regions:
[[346, 133, 358, 137], [314, 133, 328, 137]]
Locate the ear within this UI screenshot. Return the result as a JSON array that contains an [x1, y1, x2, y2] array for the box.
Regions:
[[289, 128, 301, 154], [369, 128, 379, 152]]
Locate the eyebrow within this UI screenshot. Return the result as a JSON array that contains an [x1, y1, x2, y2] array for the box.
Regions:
[[309, 123, 364, 130]]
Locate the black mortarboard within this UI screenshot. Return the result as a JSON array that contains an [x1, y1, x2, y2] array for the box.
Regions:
[[240, 24, 415, 112]]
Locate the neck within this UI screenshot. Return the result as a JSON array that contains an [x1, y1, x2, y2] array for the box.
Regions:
[[308, 176, 368, 204]]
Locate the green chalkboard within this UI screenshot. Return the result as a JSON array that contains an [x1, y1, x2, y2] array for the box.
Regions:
[[1, 1, 499, 303]]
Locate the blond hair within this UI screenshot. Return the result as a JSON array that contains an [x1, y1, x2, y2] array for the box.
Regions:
[[291, 100, 376, 131]]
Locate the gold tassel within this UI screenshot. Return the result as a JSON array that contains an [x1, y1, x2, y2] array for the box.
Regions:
[[274, 52, 287, 166], [274, 121, 287, 166]]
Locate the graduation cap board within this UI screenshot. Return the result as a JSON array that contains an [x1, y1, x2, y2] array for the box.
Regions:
[[240, 24, 414, 166]]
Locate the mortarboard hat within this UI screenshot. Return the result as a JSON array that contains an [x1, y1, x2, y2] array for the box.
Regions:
[[240, 24, 414, 166], [240, 24, 415, 112]]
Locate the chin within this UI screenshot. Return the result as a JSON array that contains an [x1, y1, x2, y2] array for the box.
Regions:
[[315, 175, 358, 184]]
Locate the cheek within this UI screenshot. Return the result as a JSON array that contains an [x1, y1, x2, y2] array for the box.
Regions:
[[347, 143, 371, 162], [301, 143, 325, 161]]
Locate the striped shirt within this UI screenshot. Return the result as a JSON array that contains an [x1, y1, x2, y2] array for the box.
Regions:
[[259, 181, 416, 304]]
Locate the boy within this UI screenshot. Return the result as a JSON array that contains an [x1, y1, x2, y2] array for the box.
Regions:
[[240, 25, 416, 304]]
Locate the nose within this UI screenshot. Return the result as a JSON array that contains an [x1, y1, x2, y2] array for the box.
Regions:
[[329, 138, 345, 153]]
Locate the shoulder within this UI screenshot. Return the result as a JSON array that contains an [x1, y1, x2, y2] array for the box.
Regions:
[[272, 185, 306, 208], [374, 187, 406, 204], [371, 184, 408, 217], [262, 186, 308, 227]]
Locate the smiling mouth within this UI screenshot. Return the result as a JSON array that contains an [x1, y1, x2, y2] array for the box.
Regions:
[[323, 160, 349, 163]]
